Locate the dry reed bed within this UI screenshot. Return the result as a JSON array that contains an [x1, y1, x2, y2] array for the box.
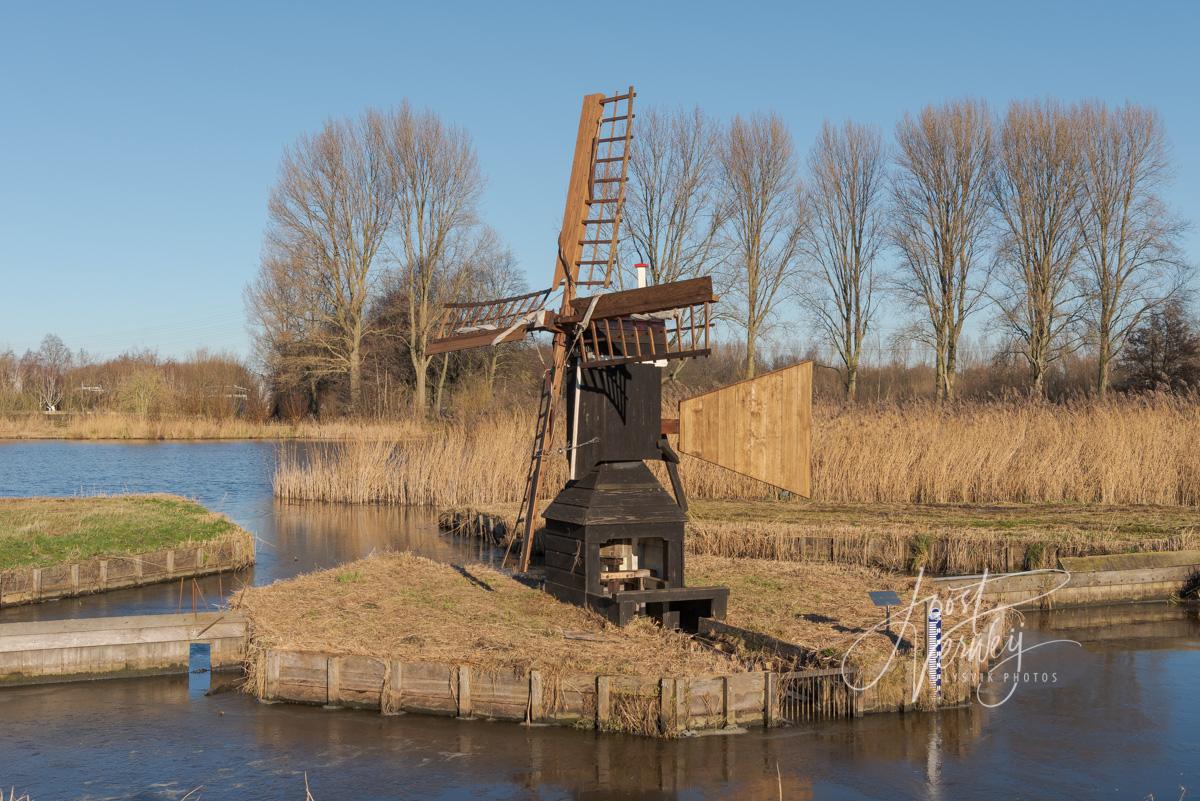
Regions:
[[686, 500, 1199, 574], [437, 498, 1199, 575], [273, 399, 1200, 507], [233, 551, 740, 688], [0, 412, 428, 441]]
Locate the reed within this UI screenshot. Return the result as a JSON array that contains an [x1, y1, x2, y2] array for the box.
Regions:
[[0, 412, 428, 441], [274, 397, 1200, 507]]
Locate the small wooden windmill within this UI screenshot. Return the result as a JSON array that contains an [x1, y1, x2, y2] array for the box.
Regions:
[[429, 87, 811, 632]]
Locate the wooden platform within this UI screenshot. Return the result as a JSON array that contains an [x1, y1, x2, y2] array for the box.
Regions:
[[0, 611, 247, 685]]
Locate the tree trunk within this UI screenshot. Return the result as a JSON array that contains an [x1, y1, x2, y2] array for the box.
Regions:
[[1030, 359, 1046, 398], [744, 323, 757, 379], [934, 349, 947, 403], [413, 362, 427, 416], [433, 354, 450, 415], [1096, 328, 1111, 398], [486, 352, 499, 391], [944, 336, 958, 401], [348, 344, 362, 413], [845, 367, 858, 401]]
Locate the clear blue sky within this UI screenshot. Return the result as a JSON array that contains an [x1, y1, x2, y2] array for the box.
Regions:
[[2, 0, 1197, 360]]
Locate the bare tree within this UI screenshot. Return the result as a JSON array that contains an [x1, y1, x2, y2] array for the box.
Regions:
[[1076, 101, 1189, 396], [715, 113, 803, 379], [624, 106, 725, 286], [29, 334, 72, 411], [798, 120, 886, 400], [466, 228, 525, 391], [249, 112, 394, 413], [990, 99, 1087, 397], [383, 104, 484, 415], [890, 99, 995, 400]]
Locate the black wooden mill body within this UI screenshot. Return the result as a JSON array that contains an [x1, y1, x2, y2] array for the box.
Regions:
[[541, 344, 728, 632]]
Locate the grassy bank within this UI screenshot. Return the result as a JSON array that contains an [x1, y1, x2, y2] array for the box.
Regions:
[[234, 552, 738, 681], [0, 494, 249, 569], [274, 398, 1200, 507]]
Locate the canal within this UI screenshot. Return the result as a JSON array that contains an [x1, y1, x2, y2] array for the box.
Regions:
[[1, 440, 1197, 800]]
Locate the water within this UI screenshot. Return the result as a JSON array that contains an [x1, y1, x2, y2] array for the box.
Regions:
[[0, 440, 495, 622], [1, 441, 1198, 800]]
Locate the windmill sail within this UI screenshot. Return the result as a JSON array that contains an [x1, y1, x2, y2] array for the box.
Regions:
[[553, 88, 635, 292]]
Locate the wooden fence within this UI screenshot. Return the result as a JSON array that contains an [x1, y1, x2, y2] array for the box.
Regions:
[[0, 531, 255, 607], [257, 648, 865, 738]]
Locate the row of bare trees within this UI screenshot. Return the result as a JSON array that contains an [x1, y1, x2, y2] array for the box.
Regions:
[[0, 339, 263, 417], [246, 96, 1188, 417], [624, 99, 1188, 399], [247, 104, 511, 416]]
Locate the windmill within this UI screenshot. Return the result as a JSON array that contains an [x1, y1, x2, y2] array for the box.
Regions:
[[429, 88, 812, 632]]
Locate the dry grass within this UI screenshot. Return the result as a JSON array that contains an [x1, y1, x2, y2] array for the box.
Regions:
[[687, 554, 1006, 712], [274, 397, 1200, 507], [687, 555, 916, 669], [687, 555, 1012, 711], [233, 551, 741, 682]]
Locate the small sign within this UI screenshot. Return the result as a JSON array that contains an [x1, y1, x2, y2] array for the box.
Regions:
[[868, 591, 902, 607]]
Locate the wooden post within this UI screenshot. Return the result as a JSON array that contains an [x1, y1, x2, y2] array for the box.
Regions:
[[457, 665, 472, 719], [659, 677, 681, 735], [165, 549, 175, 576], [596, 676, 611, 729], [764, 672, 779, 727], [723, 676, 736, 728], [70, 563, 80, 591], [265, 650, 281, 700], [134, 557, 143, 583], [99, 560, 108, 589], [31, 568, 41, 600], [674, 678, 688, 732], [382, 661, 403, 715], [527, 670, 543, 724], [326, 656, 341, 707]]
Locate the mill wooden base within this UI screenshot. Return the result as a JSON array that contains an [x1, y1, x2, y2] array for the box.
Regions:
[[542, 460, 728, 632], [544, 581, 729, 631]]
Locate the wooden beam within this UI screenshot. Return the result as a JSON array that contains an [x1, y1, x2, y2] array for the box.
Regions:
[[562, 277, 716, 323], [427, 326, 531, 356]]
